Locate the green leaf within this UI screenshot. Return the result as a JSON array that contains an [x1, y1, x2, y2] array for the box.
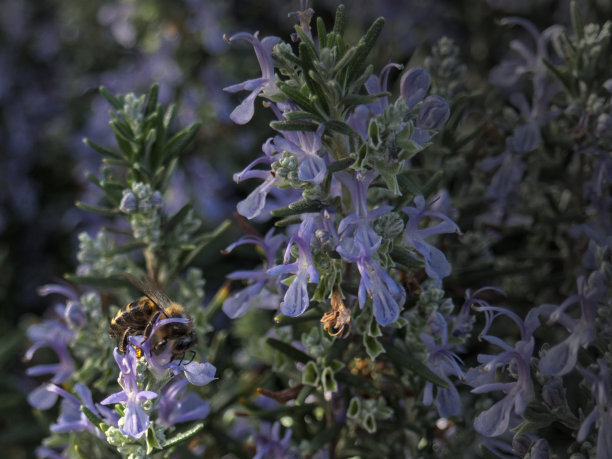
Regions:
[[163, 203, 193, 236], [570, 1, 584, 40], [146, 425, 162, 454], [294, 25, 318, 59], [64, 274, 127, 288], [363, 335, 384, 360], [161, 423, 205, 451], [321, 366, 338, 392], [107, 241, 148, 255], [144, 83, 159, 116], [278, 83, 315, 112], [345, 17, 385, 85], [83, 138, 124, 160], [332, 4, 347, 37], [81, 406, 108, 433], [328, 157, 354, 173], [175, 219, 230, 274], [326, 120, 359, 137], [342, 92, 389, 107], [307, 422, 342, 455], [421, 170, 445, 197], [274, 215, 303, 228], [284, 110, 323, 122], [266, 337, 312, 364], [316, 16, 327, 49], [162, 121, 201, 162], [302, 361, 320, 386], [99, 86, 123, 111], [270, 120, 318, 132], [271, 199, 322, 217], [75, 201, 119, 216], [542, 58, 576, 96], [383, 342, 449, 388], [335, 371, 380, 395], [390, 247, 424, 271]]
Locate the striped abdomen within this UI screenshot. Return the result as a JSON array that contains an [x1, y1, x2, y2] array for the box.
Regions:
[[108, 297, 160, 338]]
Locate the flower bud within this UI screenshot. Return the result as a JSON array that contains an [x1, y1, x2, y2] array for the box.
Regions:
[[400, 67, 431, 108], [119, 191, 138, 214], [149, 190, 163, 208], [418, 95, 450, 129], [541, 377, 565, 408], [512, 434, 533, 456]]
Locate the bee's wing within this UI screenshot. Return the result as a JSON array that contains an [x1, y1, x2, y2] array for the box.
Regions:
[[123, 273, 173, 313]]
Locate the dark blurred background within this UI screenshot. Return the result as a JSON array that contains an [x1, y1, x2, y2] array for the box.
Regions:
[[2, 0, 607, 456]]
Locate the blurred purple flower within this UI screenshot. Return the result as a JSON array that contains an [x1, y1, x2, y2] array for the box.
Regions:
[[157, 378, 210, 428], [365, 62, 403, 114], [45, 383, 117, 438], [577, 359, 612, 459], [539, 272, 606, 376], [25, 318, 76, 409], [223, 229, 284, 318], [466, 303, 551, 437], [420, 312, 464, 417], [402, 195, 461, 285], [224, 32, 281, 124], [254, 422, 295, 459], [417, 95, 450, 130], [101, 347, 158, 439]]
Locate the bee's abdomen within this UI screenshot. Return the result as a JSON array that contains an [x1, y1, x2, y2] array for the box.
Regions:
[[108, 297, 158, 338]]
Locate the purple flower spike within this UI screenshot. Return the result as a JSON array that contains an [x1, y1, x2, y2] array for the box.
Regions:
[[224, 32, 281, 125], [101, 347, 158, 439], [417, 95, 450, 130]]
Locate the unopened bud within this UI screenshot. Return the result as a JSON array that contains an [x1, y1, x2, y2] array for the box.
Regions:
[[418, 95, 450, 129]]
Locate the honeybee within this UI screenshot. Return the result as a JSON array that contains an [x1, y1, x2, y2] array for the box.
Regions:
[[108, 273, 197, 360]]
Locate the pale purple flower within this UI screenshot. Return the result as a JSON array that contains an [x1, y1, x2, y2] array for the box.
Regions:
[[400, 66, 431, 108], [453, 287, 505, 337], [466, 304, 550, 437], [157, 378, 210, 428], [364, 62, 403, 114], [539, 272, 606, 376], [402, 195, 461, 285], [417, 95, 450, 130], [420, 312, 464, 417], [577, 360, 612, 459], [129, 322, 217, 386], [272, 124, 327, 184], [101, 347, 158, 439], [223, 32, 281, 125], [335, 170, 392, 255], [223, 229, 284, 318], [25, 319, 76, 410], [234, 138, 280, 219], [333, 170, 405, 325], [268, 214, 319, 317], [254, 422, 296, 459], [44, 383, 117, 438]]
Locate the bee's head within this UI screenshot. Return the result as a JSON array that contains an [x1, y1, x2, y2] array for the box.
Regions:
[[172, 330, 198, 354]]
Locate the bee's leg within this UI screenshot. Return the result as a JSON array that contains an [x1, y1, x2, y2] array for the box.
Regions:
[[120, 327, 136, 353], [185, 350, 197, 365], [143, 311, 163, 340], [177, 353, 186, 365]]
